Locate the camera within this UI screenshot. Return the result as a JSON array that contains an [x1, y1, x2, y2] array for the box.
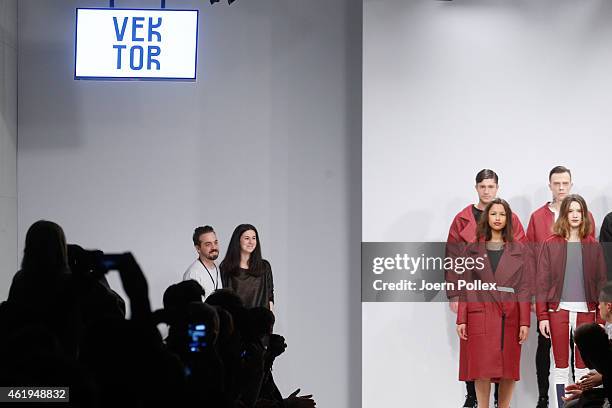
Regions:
[[67, 244, 125, 277]]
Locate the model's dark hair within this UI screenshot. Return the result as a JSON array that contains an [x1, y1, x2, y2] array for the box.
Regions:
[[219, 224, 264, 277], [475, 169, 498, 185], [192, 225, 215, 246], [553, 194, 592, 239], [476, 198, 514, 242], [21, 220, 69, 275], [549, 165, 572, 181]]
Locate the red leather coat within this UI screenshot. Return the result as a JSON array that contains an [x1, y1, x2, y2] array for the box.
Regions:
[[456, 242, 531, 381], [535, 235, 607, 322]]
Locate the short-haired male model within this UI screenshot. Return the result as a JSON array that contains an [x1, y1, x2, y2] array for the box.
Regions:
[[526, 166, 595, 408]]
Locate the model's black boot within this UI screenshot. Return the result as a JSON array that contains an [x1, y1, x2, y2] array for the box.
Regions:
[[462, 395, 478, 408], [536, 396, 548, 408], [463, 381, 478, 407], [494, 383, 499, 408]]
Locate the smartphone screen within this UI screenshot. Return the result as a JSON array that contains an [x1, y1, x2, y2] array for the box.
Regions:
[[100, 254, 123, 271], [188, 323, 207, 352]]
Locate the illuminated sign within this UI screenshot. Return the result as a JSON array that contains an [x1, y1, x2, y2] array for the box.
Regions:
[[75, 8, 198, 80]]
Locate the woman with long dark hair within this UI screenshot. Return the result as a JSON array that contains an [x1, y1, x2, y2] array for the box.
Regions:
[[7, 220, 79, 357], [9, 220, 71, 301], [536, 194, 607, 408], [220, 224, 274, 310], [456, 198, 530, 408]]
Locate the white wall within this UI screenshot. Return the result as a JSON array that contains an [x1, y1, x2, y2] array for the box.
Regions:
[[364, 0, 612, 406], [0, 0, 17, 301], [17, 1, 361, 407]]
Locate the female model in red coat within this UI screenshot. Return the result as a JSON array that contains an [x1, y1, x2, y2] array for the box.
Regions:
[[536, 194, 607, 408], [456, 198, 531, 408], [445, 169, 526, 408]]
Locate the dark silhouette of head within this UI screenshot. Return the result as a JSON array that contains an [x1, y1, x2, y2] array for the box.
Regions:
[[205, 289, 246, 332], [187, 302, 220, 347], [166, 302, 220, 356], [574, 323, 611, 371], [163, 280, 205, 310], [242, 307, 275, 342], [7, 221, 80, 357], [213, 306, 235, 344], [21, 220, 69, 275]]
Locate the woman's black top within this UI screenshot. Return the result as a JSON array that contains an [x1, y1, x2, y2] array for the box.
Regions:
[[222, 260, 274, 309], [487, 248, 504, 275]]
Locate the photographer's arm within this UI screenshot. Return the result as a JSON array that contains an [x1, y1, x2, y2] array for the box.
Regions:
[[237, 342, 265, 408], [117, 253, 152, 320]]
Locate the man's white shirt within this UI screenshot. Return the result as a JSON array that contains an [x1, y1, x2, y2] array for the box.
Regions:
[[183, 259, 220, 300]]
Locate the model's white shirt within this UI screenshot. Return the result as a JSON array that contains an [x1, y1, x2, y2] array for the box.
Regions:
[[183, 258, 219, 299], [548, 203, 560, 222]]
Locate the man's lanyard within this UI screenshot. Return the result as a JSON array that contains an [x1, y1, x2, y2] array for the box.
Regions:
[[199, 259, 219, 290]]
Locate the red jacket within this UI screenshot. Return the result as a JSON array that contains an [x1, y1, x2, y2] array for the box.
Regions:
[[446, 204, 526, 299], [536, 235, 607, 321], [526, 203, 595, 242]]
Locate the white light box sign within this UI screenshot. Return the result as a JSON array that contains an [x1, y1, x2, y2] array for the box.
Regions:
[[75, 8, 199, 80]]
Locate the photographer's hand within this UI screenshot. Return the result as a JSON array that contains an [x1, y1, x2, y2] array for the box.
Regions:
[[269, 334, 287, 358], [117, 253, 151, 319], [239, 341, 266, 408], [562, 383, 582, 402], [284, 389, 316, 408], [579, 372, 603, 390]]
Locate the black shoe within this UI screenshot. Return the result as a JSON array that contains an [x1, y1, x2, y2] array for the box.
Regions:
[[463, 395, 478, 408], [536, 396, 548, 408], [494, 400, 498, 408]]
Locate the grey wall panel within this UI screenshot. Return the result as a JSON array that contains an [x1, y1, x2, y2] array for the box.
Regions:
[[0, 0, 17, 302]]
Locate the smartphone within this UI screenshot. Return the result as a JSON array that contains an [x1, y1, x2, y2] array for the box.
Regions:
[[188, 323, 207, 352], [100, 254, 123, 271]]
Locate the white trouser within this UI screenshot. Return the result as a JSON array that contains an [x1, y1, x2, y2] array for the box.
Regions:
[[552, 310, 591, 406]]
